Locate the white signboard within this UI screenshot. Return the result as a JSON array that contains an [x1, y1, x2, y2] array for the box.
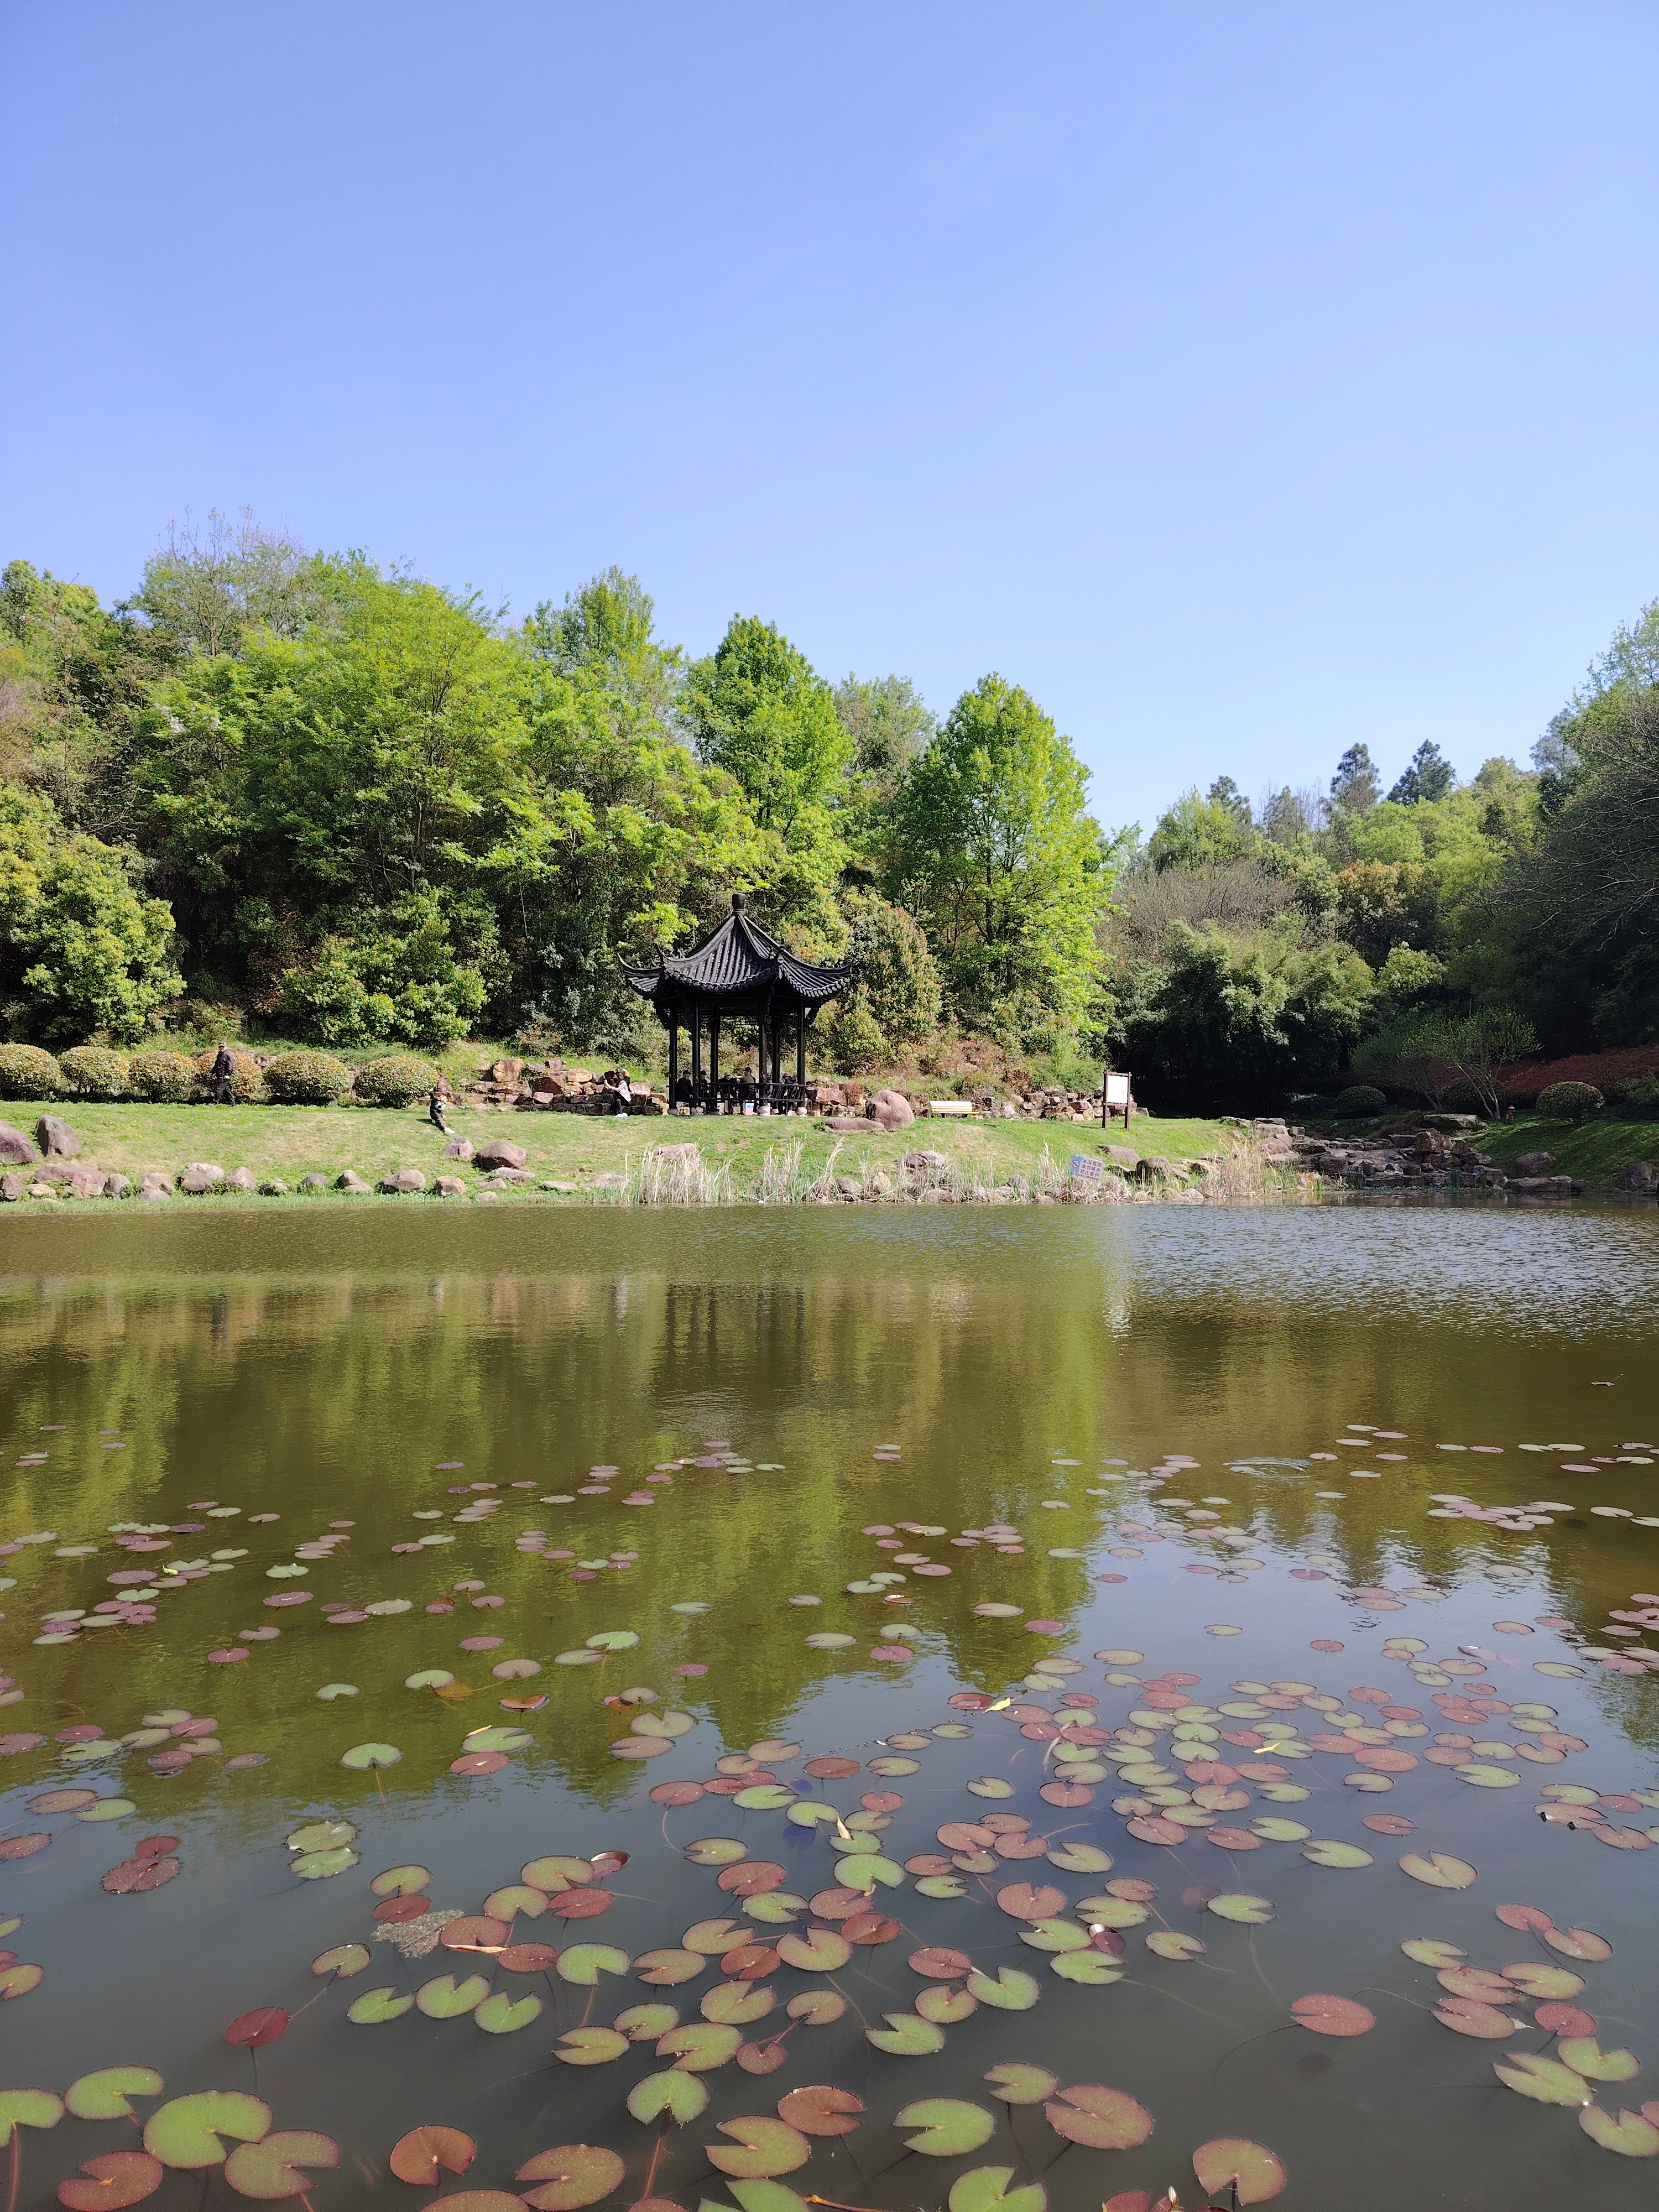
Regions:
[[1103, 1072, 1131, 1105]]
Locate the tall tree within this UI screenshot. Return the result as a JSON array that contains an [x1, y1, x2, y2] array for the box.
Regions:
[[1387, 739, 1455, 805], [889, 674, 1116, 1044], [1329, 742, 1379, 815]]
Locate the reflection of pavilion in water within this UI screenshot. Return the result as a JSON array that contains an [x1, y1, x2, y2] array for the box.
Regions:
[[624, 894, 851, 1114]]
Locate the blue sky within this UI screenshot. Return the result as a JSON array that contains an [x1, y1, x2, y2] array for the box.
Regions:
[[3, 2, 1656, 832]]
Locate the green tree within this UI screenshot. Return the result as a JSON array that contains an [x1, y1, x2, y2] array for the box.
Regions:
[[1146, 787, 1256, 871], [1386, 739, 1455, 805], [889, 674, 1117, 1044], [1329, 743, 1379, 815], [0, 785, 181, 1042], [681, 617, 852, 904]]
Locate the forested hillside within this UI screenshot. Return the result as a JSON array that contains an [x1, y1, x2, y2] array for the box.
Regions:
[[2, 515, 1654, 1109]]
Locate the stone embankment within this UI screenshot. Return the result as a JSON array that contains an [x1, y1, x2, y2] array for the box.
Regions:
[[1282, 1115, 1619, 1194]]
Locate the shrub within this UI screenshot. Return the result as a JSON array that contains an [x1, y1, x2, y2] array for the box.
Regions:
[[1614, 1073, 1659, 1117], [1440, 1079, 1485, 1114], [57, 1046, 131, 1098], [1536, 1081, 1604, 1123], [0, 1043, 62, 1099], [352, 1052, 439, 1108], [191, 1047, 269, 1103], [265, 1050, 353, 1105], [1335, 1084, 1386, 1114], [128, 1050, 196, 1102], [822, 989, 889, 1074], [839, 891, 942, 1049]]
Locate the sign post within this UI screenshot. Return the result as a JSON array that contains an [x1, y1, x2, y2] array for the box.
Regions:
[[1102, 1070, 1132, 1128]]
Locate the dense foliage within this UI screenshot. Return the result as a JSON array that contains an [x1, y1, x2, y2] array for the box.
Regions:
[[2, 516, 1655, 1108]]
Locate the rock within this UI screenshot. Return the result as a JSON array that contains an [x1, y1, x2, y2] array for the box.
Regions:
[[822, 1115, 872, 1133], [589, 1172, 626, 1191], [65, 1168, 107, 1199], [336, 1171, 372, 1193], [435, 1175, 467, 1197], [649, 1144, 702, 1166], [103, 1173, 131, 1199], [474, 1136, 529, 1171], [484, 1165, 538, 1186], [543, 1180, 578, 1192], [224, 1167, 257, 1192], [177, 1164, 225, 1195], [489, 1057, 524, 1086], [866, 1171, 893, 1198], [834, 1176, 862, 1200], [903, 1150, 950, 1172], [1134, 1156, 1181, 1181], [259, 1179, 289, 1196], [0, 1171, 24, 1202], [442, 1137, 475, 1161], [1511, 1175, 1575, 1195], [1100, 1144, 1140, 1170], [1514, 1151, 1556, 1175], [869, 1088, 914, 1131], [379, 1168, 427, 1194], [34, 1115, 82, 1159], [1420, 1113, 1483, 1132], [28, 1182, 59, 1199], [137, 1181, 171, 1201], [0, 1122, 35, 1167], [298, 1173, 328, 1193], [1616, 1161, 1657, 1192]]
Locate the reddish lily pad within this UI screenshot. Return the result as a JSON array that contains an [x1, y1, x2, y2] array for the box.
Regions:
[[1290, 1995, 1374, 2037], [224, 2008, 288, 2051], [223, 2130, 340, 2200], [388, 2127, 476, 2184], [1192, 2139, 1287, 2204], [1044, 2086, 1153, 2150], [515, 2145, 627, 2210], [705, 2119, 811, 2178], [776, 2086, 863, 2136], [57, 2151, 164, 2209]]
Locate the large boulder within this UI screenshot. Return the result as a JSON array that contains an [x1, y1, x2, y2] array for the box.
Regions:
[[435, 1175, 467, 1197], [474, 1136, 529, 1171], [1135, 1155, 1181, 1182], [1513, 1150, 1556, 1175], [34, 1115, 81, 1159], [0, 1123, 34, 1167], [379, 1168, 427, 1194], [223, 1167, 257, 1192], [1616, 1161, 1657, 1192], [298, 1174, 329, 1193], [336, 1170, 372, 1193], [65, 1168, 107, 1199], [0, 1172, 24, 1203], [1100, 1144, 1140, 1171], [178, 1163, 226, 1195], [822, 1115, 872, 1133], [136, 1175, 171, 1201], [442, 1136, 475, 1161], [869, 1088, 914, 1131], [103, 1173, 131, 1199]]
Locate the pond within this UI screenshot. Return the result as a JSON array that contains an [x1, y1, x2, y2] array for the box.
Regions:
[[1, 1204, 1657, 2211]]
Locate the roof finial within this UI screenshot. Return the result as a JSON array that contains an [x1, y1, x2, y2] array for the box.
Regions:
[[731, 891, 746, 911]]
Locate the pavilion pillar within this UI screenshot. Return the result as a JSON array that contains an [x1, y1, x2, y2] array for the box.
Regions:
[[667, 1009, 679, 1109], [796, 1006, 806, 1088], [691, 1000, 703, 1107], [709, 1011, 721, 1110]]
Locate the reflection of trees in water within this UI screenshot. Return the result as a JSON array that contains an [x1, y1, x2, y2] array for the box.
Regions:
[[2, 1250, 1655, 1791]]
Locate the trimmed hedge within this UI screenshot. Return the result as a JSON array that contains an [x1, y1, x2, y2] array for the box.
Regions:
[[0, 1044, 64, 1100], [57, 1046, 132, 1098], [265, 1050, 353, 1105], [1536, 1081, 1604, 1123], [352, 1053, 440, 1108], [1334, 1084, 1386, 1114], [192, 1047, 269, 1104], [128, 1050, 196, 1103]]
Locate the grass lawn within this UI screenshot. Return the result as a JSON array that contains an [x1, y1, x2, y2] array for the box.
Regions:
[[0, 1099, 1244, 1202], [1480, 1112, 1659, 1183]]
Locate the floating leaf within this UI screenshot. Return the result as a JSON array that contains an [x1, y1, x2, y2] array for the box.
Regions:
[[0, 2089, 63, 2146], [1206, 1893, 1275, 1924], [1493, 2053, 1592, 2107], [1432, 1997, 1519, 2039], [340, 1743, 400, 1770], [223, 2130, 339, 2200], [1302, 1841, 1374, 1870], [1044, 2086, 1152, 2150], [950, 2171, 1047, 2212], [347, 1987, 415, 2024], [586, 1630, 639, 1651], [1049, 1951, 1124, 1985], [56, 2151, 164, 2209], [896, 2100, 997, 2157], [65, 2069, 164, 2121], [371, 1863, 431, 1897], [556, 1944, 630, 1986], [967, 1966, 1040, 2011], [405, 1671, 455, 1689], [417, 1974, 489, 2018], [389, 2128, 476, 2184], [706, 2119, 810, 2178], [225, 2008, 289, 2051], [1076, 1896, 1149, 1929], [1543, 1927, 1613, 1963], [1580, 2107, 1659, 2157], [1192, 2139, 1287, 2205], [776, 1929, 850, 1973], [703, 1984, 776, 2026], [635, 1949, 704, 1986], [477, 1992, 544, 2034], [144, 2094, 271, 2170], [658, 2023, 742, 2071], [967, 1777, 1014, 1799], [286, 1820, 356, 1853], [1290, 1995, 1374, 2037], [627, 2071, 708, 2125], [734, 1786, 796, 1812], [291, 1847, 358, 1881], [836, 1853, 904, 1890], [984, 2064, 1057, 2106], [515, 2145, 626, 2210], [866, 2013, 945, 2055], [1145, 1932, 1205, 1962], [1249, 1819, 1310, 1843], [1504, 1963, 1584, 2000], [1400, 1853, 1477, 1890], [917, 1986, 979, 2023], [1401, 1939, 1465, 1966], [1558, 2038, 1640, 2083], [776, 2087, 863, 2137], [1048, 1844, 1113, 1874]]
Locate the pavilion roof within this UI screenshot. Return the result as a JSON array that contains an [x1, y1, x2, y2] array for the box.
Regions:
[[623, 896, 852, 1013]]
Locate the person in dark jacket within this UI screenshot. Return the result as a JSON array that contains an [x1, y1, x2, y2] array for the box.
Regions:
[[428, 1086, 451, 1135], [210, 1042, 235, 1104]]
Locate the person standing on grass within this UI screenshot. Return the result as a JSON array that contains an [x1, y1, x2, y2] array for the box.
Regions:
[[428, 1084, 451, 1135], [210, 1041, 235, 1104]]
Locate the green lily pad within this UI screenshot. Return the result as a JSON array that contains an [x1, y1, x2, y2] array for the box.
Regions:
[[291, 1847, 359, 1880], [896, 2100, 996, 2157], [804, 1633, 856, 1650], [143, 2093, 271, 2169], [833, 1854, 904, 1890], [555, 2028, 629, 2065], [948, 2167, 1046, 2212], [1145, 1932, 1205, 1961], [1558, 2038, 1639, 2083], [915, 1875, 969, 1898], [1047, 1844, 1113, 1874], [286, 1820, 356, 1853], [555, 1944, 630, 1986], [1493, 2053, 1591, 2107], [314, 1684, 358, 1701], [733, 1786, 796, 1811], [966, 1966, 1040, 2011], [984, 2065, 1058, 2105], [340, 1743, 401, 1770], [0, 2090, 63, 2147], [223, 2130, 340, 2200], [967, 1777, 1014, 1799], [627, 2070, 709, 2125], [476, 1992, 543, 2034], [347, 1987, 415, 2024], [706, 2117, 811, 2178], [406, 1670, 455, 1689], [65, 2069, 164, 2121], [1249, 1819, 1311, 1843], [658, 2022, 742, 2070], [1302, 1841, 1374, 1869], [416, 1974, 490, 2018], [865, 2013, 946, 2056], [1020, 1920, 1089, 1953], [1192, 2138, 1287, 2204], [1580, 2107, 1659, 2157], [586, 1629, 639, 1651], [74, 1799, 137, 1824], [1206, 1893, 1275, 1924], [1050, 1952, 1124, 1985]]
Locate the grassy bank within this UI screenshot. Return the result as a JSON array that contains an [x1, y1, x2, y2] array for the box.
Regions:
[[1, 1099, 1261, 1204], [1480, 1112, 1659, 1182]]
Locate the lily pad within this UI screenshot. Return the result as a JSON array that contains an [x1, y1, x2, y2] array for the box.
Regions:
[[1206, 1893, 1275, 1924], [1400, 1853, 1477, 1889], [388, 2128, 476, 2184], [340, 1743, 401, 1770], [347, 1987, 415, 2024], [515, 2145, 627, 2210], [1044, 2085, 1153, 2150], [56, 2151, 164, 2210], [144, 2093, 271, 2169], [1192, 2139, 1287, 2205], [223, 2128, 340, 2200], [416, 1974, 489, 2018], [627, 2070, 709, 2125], [706, 2119, 811, 2178], [984, 2064, 1058, 2105], [967, 1966, 1041, 2010], [950, 2171, 1047, 2212], [896, 2100, 997, 2157], [1493, 2053, 1591, 2107], [865, 2013, 946, 2056], [776, 2087, 864, 2136], [1580, 2107, 1659, 2157], [477, 1992, 544, 2034], [1290, 1994, 1374, 2036], [0, 2089, 62, 2146], [64, 2069, 164, 2121], [555, 1944, 630, 1986]]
